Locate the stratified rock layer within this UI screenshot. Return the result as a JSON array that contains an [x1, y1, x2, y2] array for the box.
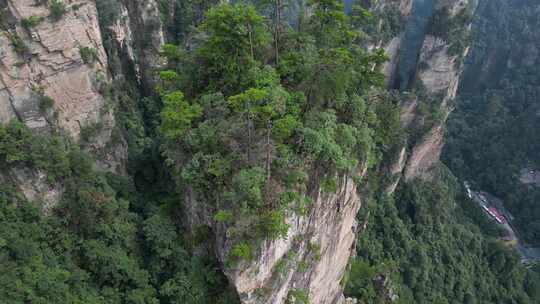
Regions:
[[0, 0, 109, 138]]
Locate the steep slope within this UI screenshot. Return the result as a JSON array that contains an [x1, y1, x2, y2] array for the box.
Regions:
[[0, 0, 125, 208], [0, 0, 166, 205], [157, 2, 395, 304], [0, 0, 109, 139], [344, 1, 540, 303], [2, 1, 532, 304], [186, 174, 362, 304], [367, 0, 477, 193], [170, 1, 478, 303]]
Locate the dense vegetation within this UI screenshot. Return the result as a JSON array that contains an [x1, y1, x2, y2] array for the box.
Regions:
[[345, 167, 540, 303], [157, 0, 401, 265], [2, 0, 540, 303], [0, 120, 237, 303], [443, 0, 540, 245], [342, 0, 540, 302], [0, 0, 400, 303]]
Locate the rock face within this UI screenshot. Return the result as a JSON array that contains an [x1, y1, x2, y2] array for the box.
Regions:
[[106, 0, 164, 92], [198, 1, 479, 302], [188, 175, 362, 304], [417, 35, 462, 102], [376, 0, 478, 187], [0, 0, 164, 205], [403, 123, 445, 181], [0, 1, 477, 303], [0, 0, 109, 138], [1, 166, 63, 214]]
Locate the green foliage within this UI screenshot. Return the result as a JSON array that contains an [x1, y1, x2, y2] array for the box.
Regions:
[[344, 260, 381, 301], [95, 0, 122, 27], [160, 91, 203, 140], [286, 288, 309, 304], [320, 175, 337, 193], [21, 15, 43, 29], [229, 242, 253, 265], [346, 177, 540, 303], [34, 89, 55, 113], [0, 119, 239, 303], [7, 32, 30, 57], [302, 110, 358, 170], [49, 0, 66, 21], [444, 0, 540, 245], [229, 167, 266, 211], [272, 114, 301, 142], [214, 210, 234, 223], [80, 47, 98, 65], [157, 0, 220, 44], [428, 6, 473, 56], [307, 242, 321, 262], [0, 121, 71, 182], [157, 0, 398, 269], [0, 121, 32, 164], [257, 210, 290, 240], [39, 95, 55, 113], [195, 3, 271, 95]]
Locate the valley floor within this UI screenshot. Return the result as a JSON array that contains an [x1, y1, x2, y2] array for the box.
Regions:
[[466, 182, 540, 263]]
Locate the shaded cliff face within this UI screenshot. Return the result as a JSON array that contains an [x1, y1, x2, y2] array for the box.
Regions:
[[0, 0, 115, 206], [375, 0, 477, 187], [103, 0, 164, 92]]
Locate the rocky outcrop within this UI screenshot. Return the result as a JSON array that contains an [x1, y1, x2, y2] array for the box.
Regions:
[[0, 0, 109, 138], [108, 0, 164, 92], [386, 146, 407, 193], [196, 1, 480, 302], [377, 0, 477, 188], [4, 166, 63, 214], [0, 0, 119, 205], [188, 174, 362, 304], [403, 123, 445, 181], [417, 35, 461, 102], [0, 0, 165, 206], [93, 0, 164, 170]]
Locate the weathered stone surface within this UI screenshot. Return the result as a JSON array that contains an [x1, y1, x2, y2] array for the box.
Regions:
[[0, 0, 166, 205], [9, 167, 63, 215], [399, 0, 414, 16], [404, 123, 445, 181], [0, 0, 109, 138], [188, 175, 362, 304], [436, 0, 470, 16], [382, 36, 402, 87], [0, 0, 107, 138], [417, 35, 461, 101], [117, 0, 164, 92], [380, 0, 477, 185], [386, 146, 407, 194]]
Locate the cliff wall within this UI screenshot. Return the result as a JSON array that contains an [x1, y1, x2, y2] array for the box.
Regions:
[[0, 0, 164, 206], [375, 0, 477, 188]]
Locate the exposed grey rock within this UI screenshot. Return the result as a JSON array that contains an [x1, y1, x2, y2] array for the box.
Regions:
[[188, 174, 362, 304], [1, 0, 109, 139], [378, 0, 478, 188], [0, 0, 166, 207], [9, 166, 63, 215]]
